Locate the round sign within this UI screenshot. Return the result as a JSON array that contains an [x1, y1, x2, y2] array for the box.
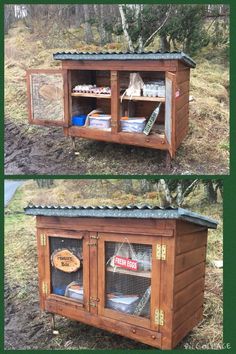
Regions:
[[51, 249, 81, 273]]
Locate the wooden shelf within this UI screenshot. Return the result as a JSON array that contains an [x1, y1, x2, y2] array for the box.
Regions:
[[71, 92, 165, 102], [71, 92, 111, 99], [121, 95, 165, 102], [106, 266, 151, 278]]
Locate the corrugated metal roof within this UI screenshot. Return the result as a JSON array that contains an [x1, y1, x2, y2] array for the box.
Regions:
[[53, 51, 196, 68], [24, 204, 217, 229]]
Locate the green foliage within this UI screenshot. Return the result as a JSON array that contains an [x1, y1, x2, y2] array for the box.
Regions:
[[159, 5, 209, 55]]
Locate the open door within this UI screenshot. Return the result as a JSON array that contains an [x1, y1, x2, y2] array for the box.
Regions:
[[26, 69, 69, 127], [165, 72, 176, 158]]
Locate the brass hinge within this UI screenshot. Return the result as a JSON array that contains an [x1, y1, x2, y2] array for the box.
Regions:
[[154, 308, 165, 326], [42, 281, 48, 295], [87, 235, 99, 246], [87, 242, 97, 247], [88, 297, 100, 307], [156, 244, 167, 261], [40, 234, 47, 246], [90, 235, 99, 240]]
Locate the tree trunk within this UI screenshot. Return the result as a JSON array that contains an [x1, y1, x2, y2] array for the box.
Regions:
[[157, 179, 172, 207], [204, 181, 217, 203], [160, 34, 170, 51], [35, 179, 54, 188], [83, 4, 93, 44], [95, 4, 106, 45], [118, 5, 135, 52], [4, 5, 15, 34], [134, 4, 144, 52], [123, 180, 133, 193], [140, 180, 151, 193]]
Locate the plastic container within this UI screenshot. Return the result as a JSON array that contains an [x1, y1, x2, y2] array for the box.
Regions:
[[107, 295, 140, 314], [120, 118, 146, 133], [88, 115, 111, 129], [72, 114, 87, 126], [158, 86, 165, 97], [53, 286, 66, 296], [67, 287, 83, 301]]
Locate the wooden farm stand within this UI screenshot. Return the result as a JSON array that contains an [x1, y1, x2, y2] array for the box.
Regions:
[[25, 204, 217, 349], [26, 52, 196, 159]]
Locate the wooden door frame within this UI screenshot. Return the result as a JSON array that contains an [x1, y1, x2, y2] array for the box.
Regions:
[[26, 68, 69, 127], [97, 232, 162, 331], [165, 71, 177, 158], [41, 230, 89, 312]]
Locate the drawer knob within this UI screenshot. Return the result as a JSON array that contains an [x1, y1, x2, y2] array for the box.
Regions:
[[151, 335, 156, 340], [132, 329, 136, 334]]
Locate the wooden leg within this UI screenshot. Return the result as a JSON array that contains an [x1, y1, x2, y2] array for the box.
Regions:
[[51, 314, 59, 335], [71, 137, 76, 151], [165, 151, 172, 171], [71, 137, 80, 156]]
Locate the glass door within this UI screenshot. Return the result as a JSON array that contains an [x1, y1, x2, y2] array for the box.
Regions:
[[98, 233, 161, 330], [26, 69, 69, 127], [43, 231, 89, 310]]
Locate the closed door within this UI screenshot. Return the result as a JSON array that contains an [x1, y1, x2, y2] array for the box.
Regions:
[[40, 230, 89, 311], [97, 233, 162, 331]]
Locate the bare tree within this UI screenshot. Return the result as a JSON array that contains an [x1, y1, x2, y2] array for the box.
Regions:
[[118, 5, 135, 51], [4, 5, 15, 34], [35, 179, 54, 188], [83, 4, 93, 44]]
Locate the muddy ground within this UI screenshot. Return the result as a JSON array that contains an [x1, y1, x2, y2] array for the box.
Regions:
[[4, 279, 150, 350], [5, 267, 221, 350], [4, 281, 151, 350], [4, 120, 227, 175]]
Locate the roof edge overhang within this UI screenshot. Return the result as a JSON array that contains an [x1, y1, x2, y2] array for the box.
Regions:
[[53, 51, 196, 68], [24, 204, 217, 229]]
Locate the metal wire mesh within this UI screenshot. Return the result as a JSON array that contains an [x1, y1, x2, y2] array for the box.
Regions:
[[105, 241, 152, 318], [31, 74, 64, 121], [50, 237, 83, 302]]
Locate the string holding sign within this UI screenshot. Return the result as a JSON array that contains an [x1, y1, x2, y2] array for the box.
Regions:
[[107, 237, 138, 273]]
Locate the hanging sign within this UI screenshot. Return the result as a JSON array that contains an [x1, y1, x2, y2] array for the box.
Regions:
[[114, 255, 138, 271], [52, 249, 80, 273]]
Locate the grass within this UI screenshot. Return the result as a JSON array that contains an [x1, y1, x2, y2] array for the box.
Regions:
[[4, 21, 229, 174], [5, 180, 223, 349]]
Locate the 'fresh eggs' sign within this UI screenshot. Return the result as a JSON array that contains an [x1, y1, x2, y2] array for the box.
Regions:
[[114, 255, 138, 271]]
